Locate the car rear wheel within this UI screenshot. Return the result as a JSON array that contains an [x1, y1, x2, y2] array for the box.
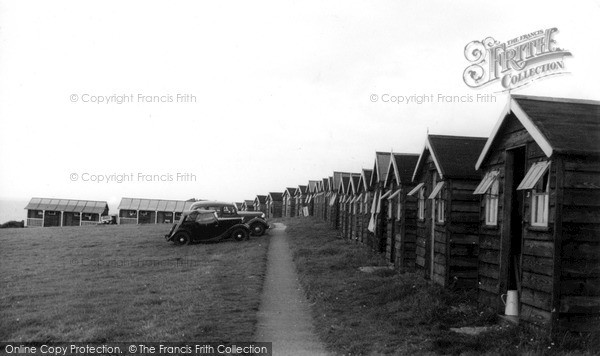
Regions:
[[250, 223, 266, 236], [231, 228, 249, 241], [172, 230, 191, 245]]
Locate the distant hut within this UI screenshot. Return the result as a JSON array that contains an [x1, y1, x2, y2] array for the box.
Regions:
[[338, 175, 352, 238], [314, 179, 326, 219], [25, 198, 109, 227], [241, 200, 255, 211], [282, 188, 298, 218], [367, 152, 393, 252], [117, 198, 195, 224], [329, 172, 352, 229], [410, 135, 486, 288], [357, 169, 374, 243], [383, 153, 420, 269], [235, 202, 244, 211], [474, 95, 600, 331], [306, 180, 320, 216], [295, 185, 308, 217], [346, 174, 362, 240], [266, 192, 283, 218], [254, 195, 268, 214]]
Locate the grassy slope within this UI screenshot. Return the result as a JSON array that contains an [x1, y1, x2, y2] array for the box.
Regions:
[[0, 224, 270, 342], [284, 217, 599, 355]]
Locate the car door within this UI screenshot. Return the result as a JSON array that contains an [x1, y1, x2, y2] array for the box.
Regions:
[[218, 205, 243, 231]]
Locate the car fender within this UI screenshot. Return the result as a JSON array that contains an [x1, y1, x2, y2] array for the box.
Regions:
[[245, 217, 269, 229]]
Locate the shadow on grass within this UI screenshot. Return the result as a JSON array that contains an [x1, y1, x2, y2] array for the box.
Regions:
[[283, 217, 600, 355]]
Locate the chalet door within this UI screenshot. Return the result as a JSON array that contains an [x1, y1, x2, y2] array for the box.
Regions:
[[505, 147, 526, 294], [430, 196, 436, 279]]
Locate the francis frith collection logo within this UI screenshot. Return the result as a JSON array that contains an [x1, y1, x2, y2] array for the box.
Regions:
[[463, 28, 571, 90]]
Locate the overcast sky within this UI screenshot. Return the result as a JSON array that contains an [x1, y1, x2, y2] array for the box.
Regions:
[[1, 0, 599, 212]]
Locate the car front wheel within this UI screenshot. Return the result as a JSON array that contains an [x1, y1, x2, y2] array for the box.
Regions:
[[172, 230, 191, 245], [250, 223, 266, 236], [231, 228, 249, 241]]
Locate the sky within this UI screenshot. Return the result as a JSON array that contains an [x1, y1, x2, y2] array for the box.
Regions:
[[0, 0, 599, 219]]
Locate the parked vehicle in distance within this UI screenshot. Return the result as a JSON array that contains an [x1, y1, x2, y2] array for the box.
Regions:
[[189, 201, 270, 236], [165, 209, 250, 245], [99, 215, 117, 225]]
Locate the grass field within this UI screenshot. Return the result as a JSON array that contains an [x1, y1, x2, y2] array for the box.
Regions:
[[0, 224, 270, 342], [283, 217, 599, 355]]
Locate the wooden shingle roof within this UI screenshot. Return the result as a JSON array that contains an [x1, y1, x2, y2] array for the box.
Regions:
[[413, 135, 487, 181], [476, 95, 600, 169], [267, 192, 283, 201]]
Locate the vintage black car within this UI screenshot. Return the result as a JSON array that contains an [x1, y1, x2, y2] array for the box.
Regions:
[[189, 201, 270, 236], [165, 209, 250, 245]]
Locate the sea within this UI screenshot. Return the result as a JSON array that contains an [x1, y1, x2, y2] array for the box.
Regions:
[[0, 199, 30, 223]]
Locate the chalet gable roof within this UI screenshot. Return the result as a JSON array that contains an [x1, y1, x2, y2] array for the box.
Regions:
[[369, 152, 392, 187], [296, 185, 308, 196], [384, 153, 420, 187], [267, 192, 283, 201], [349, 174, 361, 194], [255, 195, 267, 204], [476, 95, 600, 169], [412, 134, 487, 181], [308, 180, 319, 193], [358, 169, 373, 192], [283, 187, 298, 198]]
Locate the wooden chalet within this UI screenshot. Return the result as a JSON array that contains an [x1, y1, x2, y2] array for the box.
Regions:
[[315, 178, 329, 220], [306, 180, 320, 216], [367, 152, 392, 252], [473, 95, 600, 331], [357, 169, 374, 243], [409, 135, 486, 288], [346, 174, 362, 240], [282, 187, 298, 218], [25, 198, 109, 227], [254, 195, 268, 214], [117, 198, 195, 224], [241, 200, 255, 211], [329, 172, 352, 229], [338, 175, 352, 238], [265, 192, 283, 218], [295, 185, 308, 217], [383, 153, 420, 269]]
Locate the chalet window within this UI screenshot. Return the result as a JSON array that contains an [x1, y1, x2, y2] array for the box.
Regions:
[[407, 183, 425, 220], [418, 188, 425, 220], [428, 182, 445, 223], [517, 161, 551, 227], [485, 179, 499, 225], [531, 169, 550, 226], [474, 170, 500, 226]]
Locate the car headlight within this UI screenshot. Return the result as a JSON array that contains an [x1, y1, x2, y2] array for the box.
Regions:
[[261, 213, 266, 219]]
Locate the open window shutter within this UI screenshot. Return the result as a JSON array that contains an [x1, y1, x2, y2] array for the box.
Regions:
[[517, 161, 550, 190]]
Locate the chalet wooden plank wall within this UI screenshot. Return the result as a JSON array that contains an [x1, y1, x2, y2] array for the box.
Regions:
[[383, 153, 420, 269], [410, 135, 486, 289], [474, 95, 600, 332], [259, 94, 599, 333], [265, 192, 283, 218], [254, 195, 267, 214]]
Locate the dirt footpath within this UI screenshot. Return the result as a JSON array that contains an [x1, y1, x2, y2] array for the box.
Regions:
[[255, 223, 329, 356]]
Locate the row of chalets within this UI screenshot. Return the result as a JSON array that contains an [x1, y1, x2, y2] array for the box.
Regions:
[[254, 94, 600, 334]]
